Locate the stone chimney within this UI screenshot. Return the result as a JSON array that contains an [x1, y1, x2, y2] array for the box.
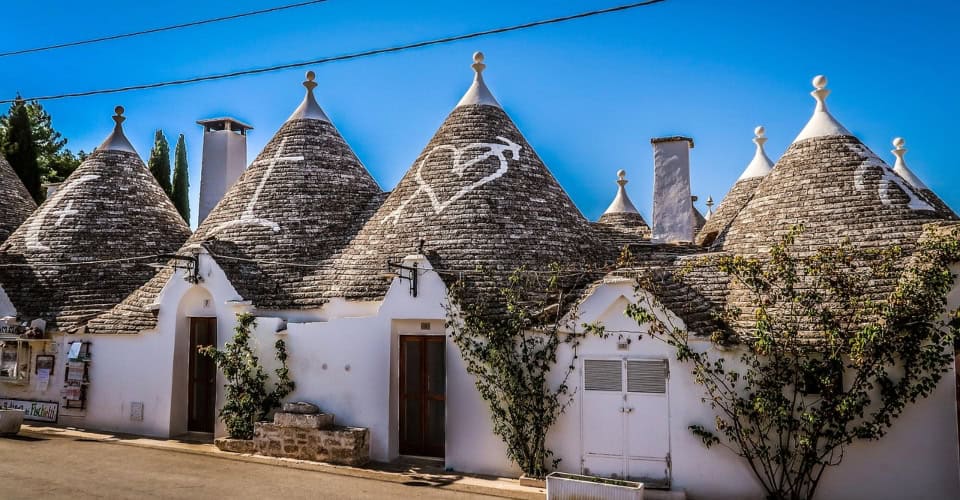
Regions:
[[196, 117, 252, 224], [650, 136, 695, 243]]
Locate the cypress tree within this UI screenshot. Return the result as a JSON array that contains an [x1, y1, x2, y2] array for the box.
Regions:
[[148, 130, 172, 197], [172, 134, 190, 223], [1, 98, 42, 202]]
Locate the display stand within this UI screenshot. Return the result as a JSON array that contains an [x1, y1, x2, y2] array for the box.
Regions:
[[62, 341, 91, 410]]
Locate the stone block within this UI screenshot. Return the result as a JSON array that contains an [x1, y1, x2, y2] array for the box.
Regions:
[[215, 438, 256, 454], [273, 411, 334, 429], [282, 401, 320, 414]]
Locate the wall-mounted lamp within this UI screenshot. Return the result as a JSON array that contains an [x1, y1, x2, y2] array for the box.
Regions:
[[384, 260, 419, 297]]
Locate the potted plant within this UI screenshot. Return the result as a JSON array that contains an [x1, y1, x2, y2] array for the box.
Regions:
[[546, 472, 644, 500], [0, 408, 25, 436]]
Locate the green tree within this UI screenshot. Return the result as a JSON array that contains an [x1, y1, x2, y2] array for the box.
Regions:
[[1, 98, 42, 201], [171, 134, 190, 222], [148, 130, 172, 197], [627, 225, 960, 500], [199, 313, 295, 440], [0, 97, 84, 190]]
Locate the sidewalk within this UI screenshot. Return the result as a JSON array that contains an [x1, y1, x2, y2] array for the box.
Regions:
[[20, 423, 544, 500], [19, 424, 686, 500]]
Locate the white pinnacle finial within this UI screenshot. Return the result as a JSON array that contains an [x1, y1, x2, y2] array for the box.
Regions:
[[98, 105, 137, 153], [738, 125, 774, 180], [603, 169, 640, 215], [705, 195, 714, 219], [456, 51, 501, 108], [890, 136, 929, 191], [794, 74, 851, 142], [287, 70, 330, 122]]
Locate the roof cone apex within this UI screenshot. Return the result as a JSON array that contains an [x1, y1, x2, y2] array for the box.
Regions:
[[287, 71, 331, 122], [456, 52, 502, 108], [603, 169, 641, 215], [891, 137, 929, 190], [98, 106, 137, 153], [794, 75, 852, 142], [738, 126, 774, 180]]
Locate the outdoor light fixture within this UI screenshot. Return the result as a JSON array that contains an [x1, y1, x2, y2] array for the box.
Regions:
[[384, 259, 419, 297]]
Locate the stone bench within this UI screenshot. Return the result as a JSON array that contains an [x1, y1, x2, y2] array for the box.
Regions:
[[248, 402, 370, 466]]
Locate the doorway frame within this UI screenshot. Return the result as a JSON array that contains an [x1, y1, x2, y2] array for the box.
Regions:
[[397, 333, 447, 458], [187, 316, 218, 434]]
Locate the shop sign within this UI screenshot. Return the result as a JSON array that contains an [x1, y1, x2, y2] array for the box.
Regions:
[[0, 398, 58, 422], [0, 324, 23, 335]]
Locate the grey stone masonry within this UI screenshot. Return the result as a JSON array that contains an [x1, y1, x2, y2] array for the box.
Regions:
[[310, 103, 600, 302], [87, 116, 383, 335], [696, 177, 762, 247], [0, 149, 190, 332], [253, 409, 369, 466], [0, 155, 36, 244]]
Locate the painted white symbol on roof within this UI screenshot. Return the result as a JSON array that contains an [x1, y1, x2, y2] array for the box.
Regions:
[[210, 137, 303, 235], [853, 145, 933, 212], [385, 136, 521, 224], [25, 174, 100, 251]]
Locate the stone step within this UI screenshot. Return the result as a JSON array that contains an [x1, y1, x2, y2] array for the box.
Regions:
[[273, 411, 335, 429]]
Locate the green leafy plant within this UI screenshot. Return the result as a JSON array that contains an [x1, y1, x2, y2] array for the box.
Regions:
[[627, 225, 960, 500], [446, 265, 592, 479], [199, 312, 295, 439]]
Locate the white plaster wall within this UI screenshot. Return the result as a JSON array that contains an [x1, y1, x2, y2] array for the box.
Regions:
[[555, 281, 960, 499], [0, 285, 16, 317], [62, 253, 245, 438]]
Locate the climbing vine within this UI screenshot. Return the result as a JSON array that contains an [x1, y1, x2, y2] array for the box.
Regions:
[[199, 312, 295, 440], [627, 224, 960, 500], [446, 265, 593, 479]]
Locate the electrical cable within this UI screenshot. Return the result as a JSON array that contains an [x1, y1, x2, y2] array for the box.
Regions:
[[1, 0, 667, 104], [0, 0, 331, 58]]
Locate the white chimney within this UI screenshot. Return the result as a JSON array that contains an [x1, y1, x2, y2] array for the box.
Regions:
[[650, 136, 695, 243], [196, 117, 252, 224]]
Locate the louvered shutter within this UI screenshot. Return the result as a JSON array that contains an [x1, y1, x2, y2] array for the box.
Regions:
[[584, 359, 622, 392], [627, 360, 667, 394]]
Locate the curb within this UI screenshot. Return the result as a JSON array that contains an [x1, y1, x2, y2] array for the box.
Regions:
[[19, 425, 544, 500]]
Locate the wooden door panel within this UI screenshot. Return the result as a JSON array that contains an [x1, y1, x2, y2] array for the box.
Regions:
[[399, 335, 445, 457], [188, 317, 217, 433]]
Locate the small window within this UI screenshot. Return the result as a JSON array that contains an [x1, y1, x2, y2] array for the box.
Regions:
[[627, 360, 667, 394], [584, 360, 622, 392], [0, 340, 29, 383]]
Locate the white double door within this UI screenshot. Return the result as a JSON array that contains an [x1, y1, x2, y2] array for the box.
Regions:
[[581, 357, 670, 486]]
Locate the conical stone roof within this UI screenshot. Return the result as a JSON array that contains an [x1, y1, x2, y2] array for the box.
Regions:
[[890, 137, 956, 218], [719, 77, 955, 255], [0, 107, 191, 331], [311, 53, 598, 301], [87, 72, 383, 333], [595, 169, 651, 252], [697, 126, 775, 246], [0, 154, 37, 243], [192, 72, 382, 308]]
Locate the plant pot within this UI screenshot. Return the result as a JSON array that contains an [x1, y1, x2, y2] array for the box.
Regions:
[[0, 409, 25, 436], [546, 471, 644, 500]]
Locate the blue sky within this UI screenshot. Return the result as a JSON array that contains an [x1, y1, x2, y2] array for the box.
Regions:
[[1, 0, 957, 228]]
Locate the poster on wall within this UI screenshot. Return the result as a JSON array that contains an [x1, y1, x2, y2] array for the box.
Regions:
[[0, 398, 59, 422]]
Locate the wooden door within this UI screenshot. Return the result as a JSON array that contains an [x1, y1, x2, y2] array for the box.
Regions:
[[188, 317, 217, 433], [399, 335, 445, 457]]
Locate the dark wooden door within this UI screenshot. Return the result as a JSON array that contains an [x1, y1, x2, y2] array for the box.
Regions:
[[188, 317, 217, 433], [399, 335, 445, 457]]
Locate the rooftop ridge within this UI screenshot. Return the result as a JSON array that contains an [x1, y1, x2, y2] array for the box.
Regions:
[[603, 169, 641, 215], [456, 52, 501, 108], [287, 71, 331, 122], [98, 106, 137, 153], [738, 126, 774, 180], [890, 137, 929, 191], [794, 75, 852, 142]]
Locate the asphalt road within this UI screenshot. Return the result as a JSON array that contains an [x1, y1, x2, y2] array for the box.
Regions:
[[0, 434, 493, 499]]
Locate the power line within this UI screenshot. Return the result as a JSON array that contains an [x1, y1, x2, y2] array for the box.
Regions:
[[2, 0, 668, 104], [0, 0, 331, 58]]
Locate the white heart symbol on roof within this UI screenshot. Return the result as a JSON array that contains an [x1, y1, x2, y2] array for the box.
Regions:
[[415, 136, 521, 214]]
